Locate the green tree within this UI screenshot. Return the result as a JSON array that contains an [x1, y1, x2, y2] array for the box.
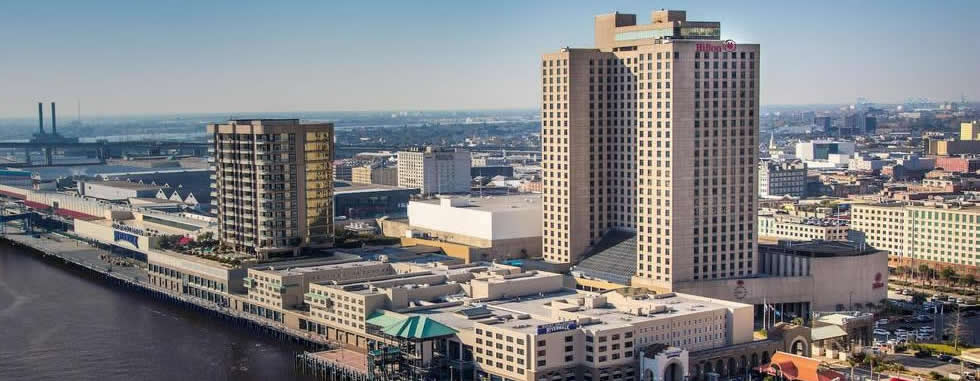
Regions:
[[940, 267, 957, 287], [791, 317, 804, 326], [911, 293, 927, 305], [918, 264, 931, 284], [961, 274, 976, 289]]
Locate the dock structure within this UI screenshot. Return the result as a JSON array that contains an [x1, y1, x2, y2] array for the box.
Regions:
[[296, 349, 374, 381], [0, 228, 332, 352]]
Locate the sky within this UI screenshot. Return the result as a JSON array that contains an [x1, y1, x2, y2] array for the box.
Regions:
[[1, 0, 978, 118]]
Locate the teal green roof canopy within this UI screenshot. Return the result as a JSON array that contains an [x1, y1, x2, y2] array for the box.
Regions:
[[381, 316, 457, 339]]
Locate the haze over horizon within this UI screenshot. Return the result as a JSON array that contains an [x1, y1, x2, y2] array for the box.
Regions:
[[2, 0, 978, 118]]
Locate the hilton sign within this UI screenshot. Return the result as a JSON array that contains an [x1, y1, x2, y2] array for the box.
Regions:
[[696, 39, 736, 52]]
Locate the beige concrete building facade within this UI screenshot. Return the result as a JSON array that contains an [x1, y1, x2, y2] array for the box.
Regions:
[[757, 212, 848, 242], [397, 146, 471, 195], [208, 119, 334, 258], [541, 10, 760, 292], [962, 121, 979, 141], [351, 165, 398, 186], [851, 202, 980, 276]]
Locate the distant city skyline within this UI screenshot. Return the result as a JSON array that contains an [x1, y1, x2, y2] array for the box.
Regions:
[[1, 0, 978, 118]]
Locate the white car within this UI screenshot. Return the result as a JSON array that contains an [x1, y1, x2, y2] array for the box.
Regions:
[[895, 328, 908, 335], [918, 326, 934, 333], [877, 319, 889, 325], [874, 329, 890, 336]]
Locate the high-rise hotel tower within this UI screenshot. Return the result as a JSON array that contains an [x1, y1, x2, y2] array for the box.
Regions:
[[208, 119, 335, 258], [541, 10, 760, 291]]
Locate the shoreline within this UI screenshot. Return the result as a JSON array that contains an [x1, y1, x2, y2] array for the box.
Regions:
[[0, 231, 332, 353]]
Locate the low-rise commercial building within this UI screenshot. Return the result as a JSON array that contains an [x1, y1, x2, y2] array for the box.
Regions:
[[757, 212, 848, 242], [245, 258, 394, 311], [674, 240, 888, 320], [76, 179, 167, 201], [146, 249, 246, 308], [934, 156, 980, 173], [74, 209, 210, 254], [380, 194, 541, 262]]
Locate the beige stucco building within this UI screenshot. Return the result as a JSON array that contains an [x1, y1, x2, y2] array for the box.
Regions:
[[208, 119, 334, 258], [540, 10, 760, 293]]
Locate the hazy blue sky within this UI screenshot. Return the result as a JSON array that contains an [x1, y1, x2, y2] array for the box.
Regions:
[[1, 0, 978, 117]]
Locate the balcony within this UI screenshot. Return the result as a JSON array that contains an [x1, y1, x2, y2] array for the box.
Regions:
[[304, 292, 327, 303]]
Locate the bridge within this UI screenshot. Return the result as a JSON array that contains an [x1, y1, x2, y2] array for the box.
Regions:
[[0, 140, 539, 166], [333, 144, 540, 158], [0, 140, 210, 167]]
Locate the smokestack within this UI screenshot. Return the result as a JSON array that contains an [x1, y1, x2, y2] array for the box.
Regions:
[[51, 102, 57, 135], [38, 102, 45, 134]]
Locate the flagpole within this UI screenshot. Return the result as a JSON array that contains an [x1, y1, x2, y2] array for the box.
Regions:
[[764, 297, 768, 331]]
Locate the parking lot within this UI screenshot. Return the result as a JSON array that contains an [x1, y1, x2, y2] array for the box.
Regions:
[[884, 291, 980, 347]]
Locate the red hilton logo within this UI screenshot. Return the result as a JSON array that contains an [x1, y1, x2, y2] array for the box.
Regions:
[[697, 39, 737, 52], [872, 272, 885, 289]]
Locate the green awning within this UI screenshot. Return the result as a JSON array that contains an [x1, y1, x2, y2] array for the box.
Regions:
[[381, 316, 457, 339]]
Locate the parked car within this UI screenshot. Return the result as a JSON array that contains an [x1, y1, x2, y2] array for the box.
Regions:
[[877, 318, 889, 325], [938, 354, 953, 362], [874, 329, 891, 336]]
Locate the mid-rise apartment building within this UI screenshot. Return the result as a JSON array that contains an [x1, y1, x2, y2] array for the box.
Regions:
[[540, 9, 760, 292], [208, 119, 334, 257], [758, 160, 806, 198], [397, 146, 471, 195], [851, 202, 980, 275], [962, 121, 979, 141]]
